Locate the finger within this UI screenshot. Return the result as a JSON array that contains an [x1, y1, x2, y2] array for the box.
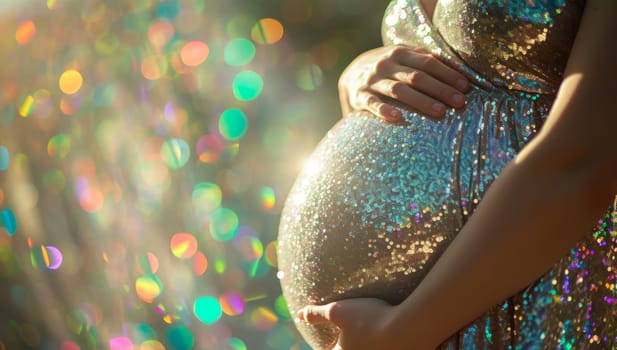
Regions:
[[393, 50, 470, 92], [298, 301, 353, 326], [297, 305, 331, 324], [353, 92, 403, 123], [370, 79, 447, 119], [392, 66, 466, 108], [387, 45, 430, 60]]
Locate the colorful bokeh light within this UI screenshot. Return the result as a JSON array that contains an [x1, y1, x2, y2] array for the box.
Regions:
[[195, 134, 225, 163], [192, 182, 222, 213], [209, 208, 239, 241], [250, 306, 278, 330], [251, 18, 284, 45], [109, 337, 133, 350], [228, 337, 248, 350], [147, 20, 175, 49], [264, 240, 278, 267], [1, 209, 17, 236], [44, 246, 63, 269], [0, 146, 9, 171], [19, 95, 34, 117], [77, 185, 105, 213], [234, 234, 264, 261], [297, 64, 323, 91], [260, 186, 276, 210], [139, 340, 165, 350], [59, 69, 83, 95], [224, 38, 256, 67], [141, 56, 169, 80], [0, 0, 381, 348], [16, 20, 36, 45], [274, 294, 291, 319], [193, 296, 222, 325], [170, 232, 198, 259], [232, 71, 263, 101], [60, 341, 81, 350], [29, 244, 63, 270], [165, 325, 194, 350], [47, 134, 71, 159], [219, 291, 245, 316], [136, 252, 160, 275], [160, 138, 190, 169], [136, 274, 163, 303], [219, 109, 248, 141], [180, 41, 209, 67], [193, 252, 208, 276]]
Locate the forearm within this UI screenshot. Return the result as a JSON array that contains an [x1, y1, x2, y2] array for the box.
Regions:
[[385, 2, 617, 346], [298, 2, 616, 348], [388, 140, 616, 348]]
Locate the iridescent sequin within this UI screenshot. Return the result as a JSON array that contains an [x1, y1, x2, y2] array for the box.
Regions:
[[278, 0, 617, 348]]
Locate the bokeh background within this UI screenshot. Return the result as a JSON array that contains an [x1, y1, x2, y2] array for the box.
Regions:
[[0, 0, 390, 349]]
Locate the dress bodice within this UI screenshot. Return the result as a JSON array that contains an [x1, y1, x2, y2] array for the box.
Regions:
[[382, 0, 586, 93], [279, 1, 617, 349]]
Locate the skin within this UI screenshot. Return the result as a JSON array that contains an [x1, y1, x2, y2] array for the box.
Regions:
[[337, 0, 465, 121], [338, 45, 469, 121], [299, 0, 617, 349]]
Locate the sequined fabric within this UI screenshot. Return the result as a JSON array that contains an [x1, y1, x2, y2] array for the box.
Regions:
[[278, 0, 617, 349]]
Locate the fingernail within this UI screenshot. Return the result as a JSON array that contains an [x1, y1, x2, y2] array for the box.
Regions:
[[297, 308, 306, 321], [452, 93, 464, 105], [456, 79, 468, 91], [432, 103, 445, 112], [384, 108, 401, 123]]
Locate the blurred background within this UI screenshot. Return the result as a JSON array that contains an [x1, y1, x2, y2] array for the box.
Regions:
[[0, 0, 389, 349]]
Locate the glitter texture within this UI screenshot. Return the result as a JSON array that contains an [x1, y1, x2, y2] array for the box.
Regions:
[[278, 0, 617, 348], [1, 0, 613, 348]]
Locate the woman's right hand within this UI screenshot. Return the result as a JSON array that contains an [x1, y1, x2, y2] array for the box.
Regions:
[[338, 45, 470, 122]]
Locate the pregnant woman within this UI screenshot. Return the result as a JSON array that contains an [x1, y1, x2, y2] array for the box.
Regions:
[[278, 0, 617, 349]]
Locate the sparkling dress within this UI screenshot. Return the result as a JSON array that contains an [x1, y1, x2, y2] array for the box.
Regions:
[[277, 0, 617, 349]]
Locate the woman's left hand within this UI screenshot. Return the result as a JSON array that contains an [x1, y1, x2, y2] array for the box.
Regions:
[[298, 298, 411, 350]]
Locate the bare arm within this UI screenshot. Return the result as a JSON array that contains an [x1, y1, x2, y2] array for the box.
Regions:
[[387, 0, 617, 347], [299, 1, 617, 349]]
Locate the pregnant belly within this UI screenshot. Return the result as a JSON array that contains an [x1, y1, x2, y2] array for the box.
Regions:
[[277, 111, 464, 349], [277, 88, 549, 349]]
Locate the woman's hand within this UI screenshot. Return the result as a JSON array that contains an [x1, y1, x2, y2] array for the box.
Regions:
[[298, 298, 430, 350], [339, 45, 470, 122]]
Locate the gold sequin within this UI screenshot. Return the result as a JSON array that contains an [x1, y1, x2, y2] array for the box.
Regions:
[[279, 1, 616, 348]]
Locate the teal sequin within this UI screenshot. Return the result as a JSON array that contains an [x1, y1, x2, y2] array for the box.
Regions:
[[279, 0, 616, 348]]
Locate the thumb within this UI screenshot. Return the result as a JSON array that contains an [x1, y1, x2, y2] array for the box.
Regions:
[[297, 302, 345, 325]]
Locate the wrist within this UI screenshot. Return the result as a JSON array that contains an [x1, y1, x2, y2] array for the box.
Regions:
[[384, 303, 437, 350]]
